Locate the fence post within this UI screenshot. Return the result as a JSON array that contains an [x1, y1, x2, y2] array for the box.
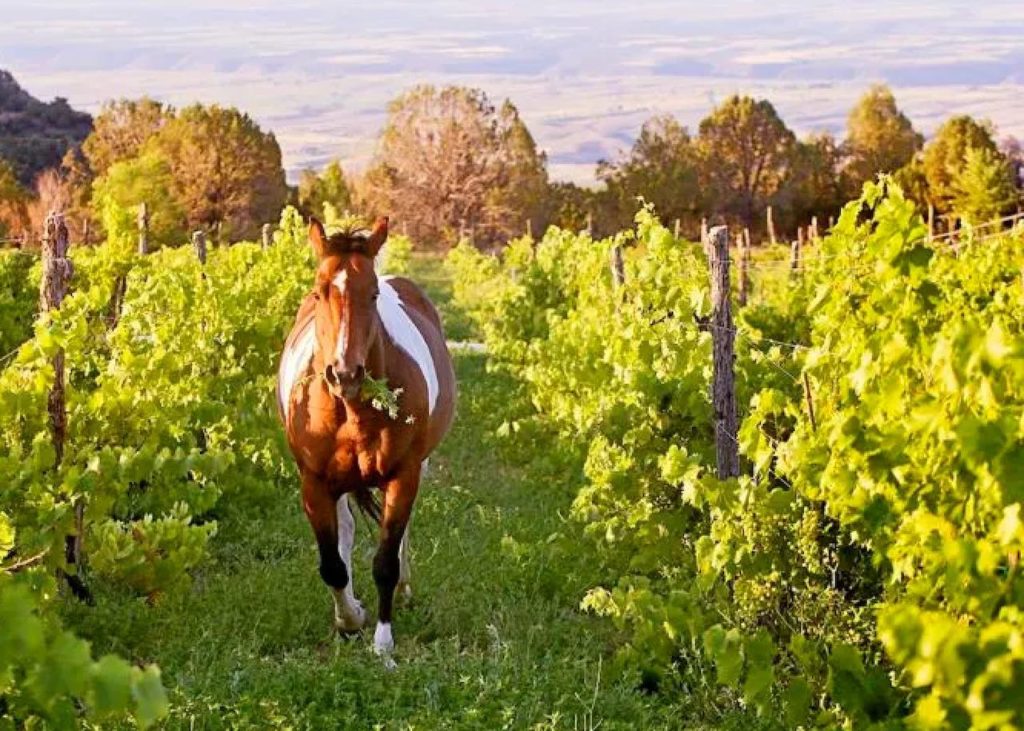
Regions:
[[791, 228, 803, 274], [610, 243, 625, 288], [738, 231, 751, 307], [82, 217, 91, 246], [810, 216, 819, 242], [192, 230, 207, 265], [586, 212, 594, 236], [262, 223, 273, 250], [767, 205, 777, 246], [137, 202, 149, 255], [41, 213, 82, 569], [526, 218, 533, 239], [674, 218, 681, 239], [709, 225, 740, 478]]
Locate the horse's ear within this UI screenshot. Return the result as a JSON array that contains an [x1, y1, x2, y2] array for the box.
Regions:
[[365, 216, 389, 258], [309, 218, 329, 259]]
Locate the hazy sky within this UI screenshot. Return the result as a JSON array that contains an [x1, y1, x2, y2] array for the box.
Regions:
[[3, 1, 1022, 183]]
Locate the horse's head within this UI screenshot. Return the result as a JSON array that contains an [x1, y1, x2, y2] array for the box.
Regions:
[[308, 216, 389, 399]]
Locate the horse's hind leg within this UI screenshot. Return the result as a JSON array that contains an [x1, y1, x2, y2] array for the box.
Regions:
[[335, 494, 367, 631], [372, 462, 421, 659], [396, 459, 427, 603]]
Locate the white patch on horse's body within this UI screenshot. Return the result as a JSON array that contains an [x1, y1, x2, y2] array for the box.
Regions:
[[333, 494, 365, 631], [278, 320, 316, 423], [378, 277, 439, 414]]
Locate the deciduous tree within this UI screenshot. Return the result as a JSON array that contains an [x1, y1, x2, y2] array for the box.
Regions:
[[951, 147, 1017, 226], [298, 160, 352, 219], [843, 85, 921, 191], [362, 85, 547, 248], [92, 152, 185, 250], [147, 104, 287, 240], [697, 95, 796, 229], [597, 115, 701, 235], [923, 115, 1002, 214], [82, 98, 173, 179]]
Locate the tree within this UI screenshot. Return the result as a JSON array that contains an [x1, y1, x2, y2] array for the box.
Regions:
[[0, 159, 29, 238], [783, 132, 847, 231], [597, 114, 701, 235], [147, 104, 287, 240], [923, 115, 1002, 214], [843, 85, 922, 192], [81, 98, 173, 179], [92, 153, 185, 250], [951, 147, 1017, 226], [361, 85, 548, 248], [298, 160, 352, 219], [697, 95, 796, 229]]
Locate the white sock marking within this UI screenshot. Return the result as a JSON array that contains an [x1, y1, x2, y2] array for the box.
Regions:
[[374, 622, 394, 654], [332, 494, 364, 630]]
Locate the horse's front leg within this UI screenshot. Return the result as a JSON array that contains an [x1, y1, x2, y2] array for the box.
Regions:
[[301, 474, 366, 634], [372, 462, 420, 659]]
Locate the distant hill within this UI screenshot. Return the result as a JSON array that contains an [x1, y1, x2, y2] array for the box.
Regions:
[[0, 70, 91, 188]]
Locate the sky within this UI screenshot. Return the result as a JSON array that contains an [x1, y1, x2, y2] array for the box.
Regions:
[[2, 0, 1023, 184]]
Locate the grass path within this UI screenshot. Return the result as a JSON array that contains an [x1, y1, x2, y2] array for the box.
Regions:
[[66, 353, 695, 730]]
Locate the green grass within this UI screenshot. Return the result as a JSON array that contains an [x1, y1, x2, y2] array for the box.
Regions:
[[63, 355, 715, 729], [60, 254, 769, 730]]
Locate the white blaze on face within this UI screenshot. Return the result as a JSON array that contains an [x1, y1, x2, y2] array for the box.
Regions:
[[332, 269, 349, 364]]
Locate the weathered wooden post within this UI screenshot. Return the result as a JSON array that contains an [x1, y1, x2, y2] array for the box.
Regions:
[[767, 205, 777, 245], [738, 231, 751, 307], [701, 217, 709, 256], [41, 213, 81, 569], [674, 218, 681, 239], [192, 230, 207, 265], [586, 212, 594, 236], [828, 215, 835, 232], [709, 225, 740, 478], [526, 218, 533, 239], [82, 218, 91, 246], [262, 223, 273, 250], [811, 216, 819, 242], [791, 228, 803, 274], [214, 220, 222, 247], [137, 202, 149, 255], [610, 243, 625, 289]]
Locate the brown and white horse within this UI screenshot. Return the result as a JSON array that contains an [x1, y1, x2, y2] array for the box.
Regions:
[[277, 217, 456, 660]]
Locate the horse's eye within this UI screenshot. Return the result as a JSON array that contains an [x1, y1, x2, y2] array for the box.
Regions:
[[312, 290, 321, 301]]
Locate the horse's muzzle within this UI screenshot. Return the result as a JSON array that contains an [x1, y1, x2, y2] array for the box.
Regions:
[[325, 363, 365, 399]]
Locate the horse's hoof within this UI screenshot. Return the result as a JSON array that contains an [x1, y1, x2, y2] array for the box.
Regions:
[[335, 602, 367, 634]]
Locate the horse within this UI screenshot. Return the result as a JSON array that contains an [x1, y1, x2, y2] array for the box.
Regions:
[[276, 216, 456, 660]]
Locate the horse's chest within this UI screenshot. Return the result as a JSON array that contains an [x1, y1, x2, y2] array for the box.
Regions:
[[323, 420, 404, 487]]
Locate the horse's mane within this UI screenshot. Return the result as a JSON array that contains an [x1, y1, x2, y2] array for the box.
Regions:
[[323, 226, 374, 255]]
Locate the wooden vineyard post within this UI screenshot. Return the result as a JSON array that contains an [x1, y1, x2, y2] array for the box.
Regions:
[[137, 202, 149, 255], [791, 228, 803, 274], [82, 217, 91, 246], [701, 218, 709, 256], [674, 218, 681, 239], [767, 205, 777, 245], [41, 213, 82, 569], [610, 243, 625, 289], [709, 225, 740, 479], [586, 212, 594, 236], [802, 372, 818, 432], [262, 223, 273, 250], [192, 230, 207, 265], [738, 231, 751, 306], [526, 218, 533, 239], [811, 216, 819, 242]]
